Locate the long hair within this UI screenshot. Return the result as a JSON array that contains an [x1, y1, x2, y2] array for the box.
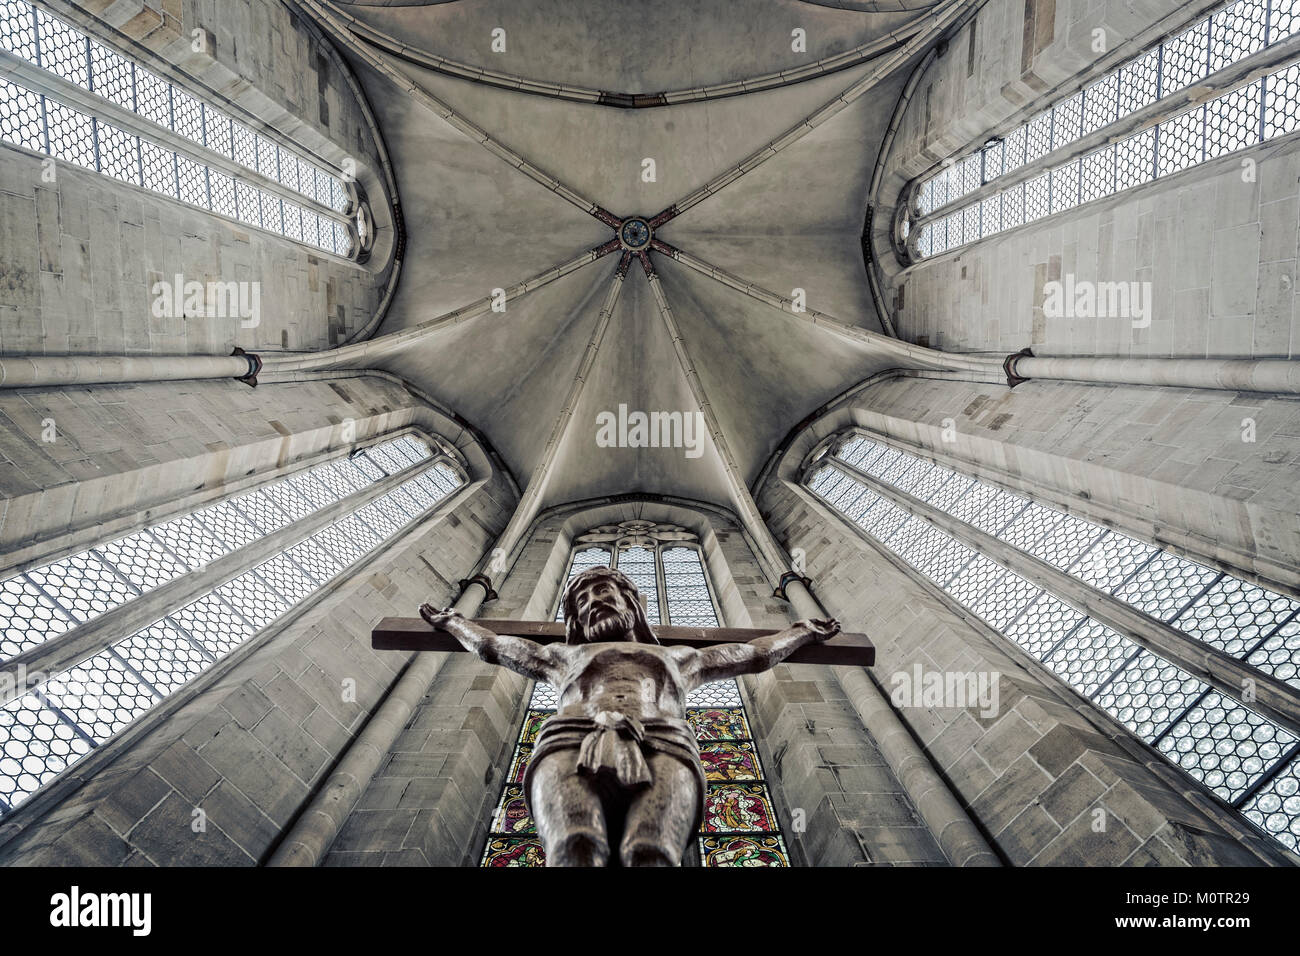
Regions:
[[560, 566, 659, 645]]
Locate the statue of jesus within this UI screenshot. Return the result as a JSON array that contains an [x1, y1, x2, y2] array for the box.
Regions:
[[420, 565, 839, 867]]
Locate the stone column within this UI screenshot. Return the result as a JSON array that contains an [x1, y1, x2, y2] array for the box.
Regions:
[[266, 575, 494, 866], [775, 572, 1001, 866]]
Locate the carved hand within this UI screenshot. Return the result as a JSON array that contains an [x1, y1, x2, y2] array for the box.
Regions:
[[420, 603, 463, 631], [799, 618, 841, 643]]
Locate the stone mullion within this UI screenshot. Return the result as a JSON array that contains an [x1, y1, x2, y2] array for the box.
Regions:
[[911, 29, 1300, 231], [822, 452, 1216, 704], [0, 47, 346, 225], [1151, 603, 1300, 757], [830, 455, 1300, 737], [1232, 738, 1300, 808]]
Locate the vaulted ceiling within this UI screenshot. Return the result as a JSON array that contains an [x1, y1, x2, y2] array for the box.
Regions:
[[311, 0, 947, 512]]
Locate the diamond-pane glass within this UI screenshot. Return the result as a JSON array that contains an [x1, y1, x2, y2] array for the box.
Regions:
[[1164, 23, 1210, 93], [1177, 578, 1299, 656], [213, 571, 290, 632], [140, 139, 176, 196], [1157, 693, 1295, 803], [35, 8, 87, 87], [252, 554, 317, 606], [1043, 621, 1139, 696], [1157, 106, 1206, 177], [0, 576, 75, 659], [284, 539, 344, 583], [176, 152, 207, 207], [969, 572, 1041, 630], [0, 77, 44, 151], [45, 99, 94, 169], [1241, 752, 1300, 852], [94, 531, 187, 592], [1247, 618, 1300, 688], [1093, 651, 1209, 742], [907, 0, 1293, 260], [615, 547, 660, 625], [663, 547, 719, 627], [815, 432, 1300, 854], [41, 649, 158, 742], [24, 551, 138, 623], [0, 3, 350, 251], [196, 500, 260, 551], [1074, 533, 1156, 592], [0, 445, 460, 818], [0, 2, 38, 63], [168, 593, 254, 659], [98, 121, 139, 185], [229, 490, 290, 534], [1006, 594, 1085, 658], [0, 692, 91, 811], [1114, 553, 1219, 622], [112, 622, 211, 697]]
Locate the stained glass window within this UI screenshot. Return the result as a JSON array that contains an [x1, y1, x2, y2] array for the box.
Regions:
[[483, 541, 791, 866], [908, 0, 1300, 258], [0, 435, 462, 817], [0, 1, 355, 256], [807, 432, 1300, 854]]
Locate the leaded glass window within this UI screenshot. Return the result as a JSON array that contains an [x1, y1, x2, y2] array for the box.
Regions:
[[0, 434, 462, 817], [0, 1, 355, 256], [908, 0, 1300, 258], [483, 539, 791, 866], [806, 432, 1300, 854]]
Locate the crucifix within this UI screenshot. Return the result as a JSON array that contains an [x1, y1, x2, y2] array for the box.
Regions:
[[369, 566, 873, 867]]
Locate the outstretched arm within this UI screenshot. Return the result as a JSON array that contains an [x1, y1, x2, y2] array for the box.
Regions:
[[419, 604, 563, 683], [685, 619, 841, 688]]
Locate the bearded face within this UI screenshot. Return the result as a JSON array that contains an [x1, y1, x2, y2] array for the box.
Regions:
[[562, 567, 658, 645], [572, 575, 639, 642]]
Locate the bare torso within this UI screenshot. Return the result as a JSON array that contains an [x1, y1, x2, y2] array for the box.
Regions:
[[548, 643, 697, 722]]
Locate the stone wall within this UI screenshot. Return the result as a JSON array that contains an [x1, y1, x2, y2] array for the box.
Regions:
[[868, 0, 1300, 361], [0, 459, 515, 866], [0, 0, 394, 358], [0, 149, 379, 355], [757, 474, 1294, 865], [0, 374, 486, 573], [886, 0, 1216, 184], [808, 375, 1300, 600], [893, 125, 1300, 360]]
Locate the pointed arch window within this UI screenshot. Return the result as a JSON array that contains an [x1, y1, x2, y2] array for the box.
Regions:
[[903, 0, 1300, 259], [0, 434, 464, 818], [0, 1, 359, 256], [482, 527, 791, 866], [805, 430, 1300, 855]]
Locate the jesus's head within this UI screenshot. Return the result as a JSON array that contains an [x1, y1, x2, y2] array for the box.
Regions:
[[561, 566, 659, 645]]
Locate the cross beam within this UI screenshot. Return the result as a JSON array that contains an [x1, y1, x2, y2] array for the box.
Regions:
[[371, 617, 874, 667]]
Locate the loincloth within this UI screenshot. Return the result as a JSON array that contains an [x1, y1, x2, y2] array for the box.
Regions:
[[524, 711, 707, 834]]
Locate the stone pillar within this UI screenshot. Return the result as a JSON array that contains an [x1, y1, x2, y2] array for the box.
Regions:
[[266, 577, 493, 866], [776, 574, 1001, 866]]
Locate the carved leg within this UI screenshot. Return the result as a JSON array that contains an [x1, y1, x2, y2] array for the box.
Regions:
[[619, 754, 699, 867], [528, 750, 610, 866]]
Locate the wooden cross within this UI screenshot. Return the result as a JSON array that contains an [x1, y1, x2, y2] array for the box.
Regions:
[[371, 617, 874, 666]]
